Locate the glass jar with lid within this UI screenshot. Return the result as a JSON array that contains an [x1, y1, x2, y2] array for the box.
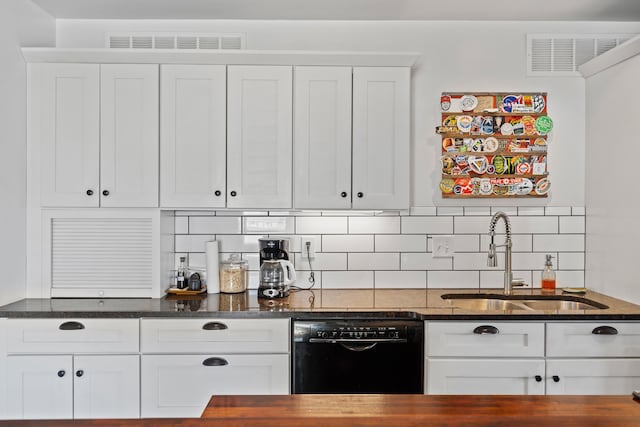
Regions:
[[219, 253, 248, 293]]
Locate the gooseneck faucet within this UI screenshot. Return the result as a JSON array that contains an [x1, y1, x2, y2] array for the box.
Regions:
[[487, 211, 514, 295]]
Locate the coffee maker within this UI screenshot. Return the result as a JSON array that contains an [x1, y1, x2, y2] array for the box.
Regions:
[[258, 238, 295, 298]]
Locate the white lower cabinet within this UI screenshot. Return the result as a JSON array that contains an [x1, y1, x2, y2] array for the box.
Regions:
[[5, 354, 139, 420], [546, 359, 640, 395], [141, 354, 289, 417], [140, 318, 290, 418], [427, 359, 545, 395]]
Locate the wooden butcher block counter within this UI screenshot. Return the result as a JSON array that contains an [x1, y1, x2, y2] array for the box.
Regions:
[[1, 394, 639, 426]]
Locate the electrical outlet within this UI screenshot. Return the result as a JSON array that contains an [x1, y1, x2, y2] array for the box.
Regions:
[[300, 237, 318, 260], [432, 235, 455, 258]]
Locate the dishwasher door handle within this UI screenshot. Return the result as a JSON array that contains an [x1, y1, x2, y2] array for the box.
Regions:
[[308, 338, 407, 344]]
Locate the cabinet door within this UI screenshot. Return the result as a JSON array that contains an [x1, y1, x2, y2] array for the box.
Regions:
[[6, 355, 73, 419], [227, 66, 292, 209], [73, 355, 140, 419], [100, 64, 159, 207], [546, 359, 640, 395], [37, 63, 100, 207], [141, 354, 289, 417], [294, 66, 352, 209], [352, 67, 410, 210], [427, 359, 545, 395], [160, 65, 227, 208]]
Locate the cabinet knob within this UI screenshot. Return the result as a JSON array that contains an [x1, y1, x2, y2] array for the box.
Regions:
[[357, 192, 364, 198], [76, 370, 84, 378], [57, 370, 66, 378], [230, 191, 237, 197], [592, 326, 618, 335], [473, 325, 499, 335], [202, 357, 228, 367], [552, 375, 560, 383], [340, 192, 348, 198], [214, 190, 222, 197], [86, 189, 94, 196], [59, 321, 85, 330], [535, 375, 542, 382], [102, 190, 109, 196]]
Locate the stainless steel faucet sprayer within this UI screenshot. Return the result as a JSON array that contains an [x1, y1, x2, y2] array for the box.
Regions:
[[487, 211, 514, 295]]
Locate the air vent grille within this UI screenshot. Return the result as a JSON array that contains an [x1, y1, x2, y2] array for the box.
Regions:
[[106, 33, 245, 50], [527, 34, 635, 76]]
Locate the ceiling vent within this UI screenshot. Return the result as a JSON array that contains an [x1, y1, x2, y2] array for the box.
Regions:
[[107, 33, 245, 50], [527, 34, 635, 76]]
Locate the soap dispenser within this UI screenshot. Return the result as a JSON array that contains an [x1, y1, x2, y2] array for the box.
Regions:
[[541, 254, 556, 292]]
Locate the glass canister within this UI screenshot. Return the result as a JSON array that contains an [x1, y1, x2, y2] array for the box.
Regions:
[[219, 253, 248, 294]]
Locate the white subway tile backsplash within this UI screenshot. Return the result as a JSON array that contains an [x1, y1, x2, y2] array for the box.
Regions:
[[322, 271, 374, 289], [533, 234, 584, 252], [296, 216, 348, 234], [190, 216, 242, 234], [175, 216, 189, 234], [375, 235, 426, 252], [216, 235, 264, 253], [545, 207, 571, 216], [427, 271, 479, 288], [294, 253, 347, 271], [518, 207, 545, 216], [173, 206, 584, 292], [559, 216, 585, 234], [375, 271, 426, 289], [464, 207, 491, 216], [349, 253, 399, 270], [402, 216, 453, 234], [558, 252, 585, 270], [401, 253, 452, 270], [323, 235, 373, 252], [349, 217, 400, 234], [509, 216, 558, 234], [437, 207, 464, 216]]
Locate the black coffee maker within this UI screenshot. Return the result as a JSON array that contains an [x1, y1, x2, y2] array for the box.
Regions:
[[258, 238, 290, 264]]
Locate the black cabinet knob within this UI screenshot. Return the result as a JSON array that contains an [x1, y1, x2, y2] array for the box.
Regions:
[[86, 190, 94, 196], [230, 191, 237, 197], [357, 192, 364, 198], [57, 370, 65, 378], [535, 375, 542, 382], [102, 190, 109, 196], [76, 370, 84, 378], [341, 192, 348, 198], [214, 190, 222, 196], [552, 375, 560, 383]]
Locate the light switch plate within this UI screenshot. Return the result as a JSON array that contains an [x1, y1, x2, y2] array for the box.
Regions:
[[432, 235, 455, 258]]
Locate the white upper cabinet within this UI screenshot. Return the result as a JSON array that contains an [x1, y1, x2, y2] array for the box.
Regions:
[[35, 63, 159, 208], [160, 65, 227, 208], [100, 64, 159, 207], [227, 66, 293, 209], [352, 67, 410, 210], [37, 63, 100, 207], [294, 66, 352, 209]]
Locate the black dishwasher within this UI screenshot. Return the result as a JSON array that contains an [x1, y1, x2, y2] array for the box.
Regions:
[[292, 319, 424, 394]]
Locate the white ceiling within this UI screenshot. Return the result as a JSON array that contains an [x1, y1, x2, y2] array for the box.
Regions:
[[30, 0, 640, 21]]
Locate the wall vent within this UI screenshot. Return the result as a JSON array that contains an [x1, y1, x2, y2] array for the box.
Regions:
[[527, 34, 635, 76], [106, 33, 245, 50]]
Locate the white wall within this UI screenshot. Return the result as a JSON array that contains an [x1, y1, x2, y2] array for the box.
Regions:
[[585, 47, 640, 304], [0, 1, 54, 305], [56, 19, 640, 208]]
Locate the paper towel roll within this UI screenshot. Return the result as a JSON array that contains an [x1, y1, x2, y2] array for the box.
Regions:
[[205, 240, 220, 294]]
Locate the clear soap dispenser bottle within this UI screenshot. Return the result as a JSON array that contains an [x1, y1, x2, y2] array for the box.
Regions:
[[177, 256, 187, 289], [541, 254, 556, 292]]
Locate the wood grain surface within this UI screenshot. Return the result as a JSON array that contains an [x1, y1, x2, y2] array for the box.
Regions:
[[1, 394, 639, 426]]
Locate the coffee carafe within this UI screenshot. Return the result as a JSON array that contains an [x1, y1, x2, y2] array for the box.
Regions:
[[258, 238, 290, 264], [258, 259, 296, 299]]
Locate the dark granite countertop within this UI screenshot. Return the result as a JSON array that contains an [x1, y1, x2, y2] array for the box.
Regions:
[[1, 288, 640, 320]]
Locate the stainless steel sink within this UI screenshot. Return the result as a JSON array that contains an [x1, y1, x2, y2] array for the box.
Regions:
[[441, 293, 608, 311]]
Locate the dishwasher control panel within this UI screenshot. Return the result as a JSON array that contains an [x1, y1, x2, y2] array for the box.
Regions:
[[293, 320, 423, 343], [313, 326, 403, 340]]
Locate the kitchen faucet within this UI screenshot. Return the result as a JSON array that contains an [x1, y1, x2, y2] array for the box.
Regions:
[[487, 211, 522, 295]]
